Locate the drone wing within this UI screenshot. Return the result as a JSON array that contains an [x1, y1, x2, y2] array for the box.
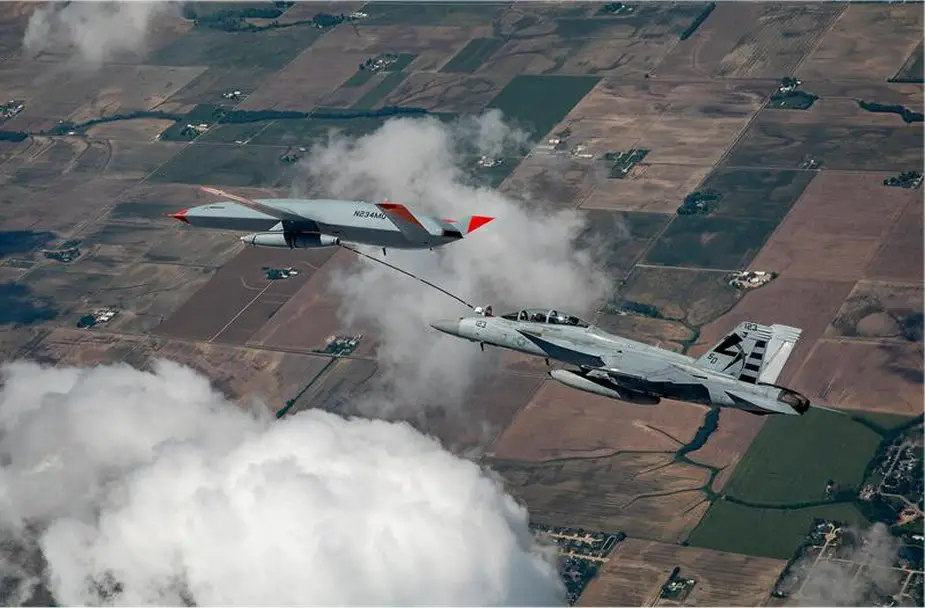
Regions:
[[200, 186, 305, 223]]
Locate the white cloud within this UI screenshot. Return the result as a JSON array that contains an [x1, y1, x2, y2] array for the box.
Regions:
[[0, 360, 565, 606], [790, 523, 903, 606], [300, 111, 611, 410], [22, 1, 175, 66]]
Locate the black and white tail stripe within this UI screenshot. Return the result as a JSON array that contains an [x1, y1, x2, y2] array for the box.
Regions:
[[738, 339, 767, 384]]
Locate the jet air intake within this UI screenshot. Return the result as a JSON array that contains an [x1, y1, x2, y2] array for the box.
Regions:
[[549, 369, 660, 405], [240, 232, 341, 249]]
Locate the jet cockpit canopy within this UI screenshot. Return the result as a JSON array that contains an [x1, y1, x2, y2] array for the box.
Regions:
[[500, 308, 590, 328]]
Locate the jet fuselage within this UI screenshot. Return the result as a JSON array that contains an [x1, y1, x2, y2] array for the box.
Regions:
[[430, 310, 811, 416]]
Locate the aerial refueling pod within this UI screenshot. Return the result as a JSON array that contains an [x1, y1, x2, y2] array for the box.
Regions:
[[549, 369, 661, 405], [240, 232, 341, 249]]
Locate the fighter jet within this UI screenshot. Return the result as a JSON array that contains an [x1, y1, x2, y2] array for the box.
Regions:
[[166, 186, 495, 254], [430, 307, 813, 416]]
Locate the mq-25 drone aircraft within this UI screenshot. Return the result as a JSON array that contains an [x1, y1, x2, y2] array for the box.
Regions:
[[431, 307, 814, 416], [167, 186, 496, 254]]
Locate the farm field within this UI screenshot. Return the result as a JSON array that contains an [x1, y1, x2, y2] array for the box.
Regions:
[[826, 281, 923, 343], [791, 340, 924, 416], [0, 3, 922, 605], [657, 2, 844, 79], [578, 538, 789, 606], [487, 74, 600, 141], [616, 265, 742, 328], [686, 409, 914, 559], [645, 216, 779, 271]]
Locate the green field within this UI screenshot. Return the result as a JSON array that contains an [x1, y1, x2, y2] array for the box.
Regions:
[[553, 18, 619, 40], [487, 75, 600, 141], [440, 38, 505, 73], [726, 409, 909, 503], [618, 265, 741, 327], [249, 116, 384, 146], [149, 27, 321, 69], [695, 168, 817, 221], [644, 216, 778, 270], [360, 2, 509, 25], [687, 409, 914, 559], [149, 143, 290, 187], [688, 501, 869, 559], [342, 68, 376, 89], [578, 210, 671, 281], [352, 72, 410, 110]]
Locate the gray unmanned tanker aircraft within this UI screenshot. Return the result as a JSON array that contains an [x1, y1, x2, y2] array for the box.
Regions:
[[166, 186, 496, 254], [431, 307, 814, 416]]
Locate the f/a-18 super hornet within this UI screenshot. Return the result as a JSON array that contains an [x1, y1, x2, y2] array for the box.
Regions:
[[430, 307, 813, 416], [166, 187, 495, 254]]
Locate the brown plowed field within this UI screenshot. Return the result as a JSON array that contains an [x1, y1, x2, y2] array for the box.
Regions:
[[790, 339, 923, 415], [797, 2, 924, 82], [578, 538, 788, 607], [155, 246, 337, 343], [750, 171, 914, 282]]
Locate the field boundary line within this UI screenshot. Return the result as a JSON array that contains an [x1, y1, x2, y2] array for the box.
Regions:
[[790, 4, 849, 76], [861, 193, 919, 279]]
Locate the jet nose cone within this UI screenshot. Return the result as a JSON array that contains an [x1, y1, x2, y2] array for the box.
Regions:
[[430, 319, 461, 336]]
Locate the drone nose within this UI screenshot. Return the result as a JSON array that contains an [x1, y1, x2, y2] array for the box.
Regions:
[[430, 319, 461, 336]]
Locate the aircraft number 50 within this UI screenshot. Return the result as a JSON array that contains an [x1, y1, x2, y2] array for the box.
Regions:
[[475, 320, 487, 328], [707, 353, 718, 364]]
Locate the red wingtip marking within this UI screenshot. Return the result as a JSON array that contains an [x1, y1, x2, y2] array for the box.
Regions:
[[378, 201, 423, 227], [166, 209, 190, 224], [466, 216, 495, 234]]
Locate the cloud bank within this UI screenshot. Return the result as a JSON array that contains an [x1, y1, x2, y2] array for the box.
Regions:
[[22, 0, 175, 66], [300, 110, 611, 410], [0, 360, 565, 606]]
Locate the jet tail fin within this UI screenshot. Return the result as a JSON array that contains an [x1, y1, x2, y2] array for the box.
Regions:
[[451, 215, 495, 235], [695, 322, 803, 384]]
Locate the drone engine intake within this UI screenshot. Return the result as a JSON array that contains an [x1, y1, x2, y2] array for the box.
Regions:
[[240, 232, 341, 249]]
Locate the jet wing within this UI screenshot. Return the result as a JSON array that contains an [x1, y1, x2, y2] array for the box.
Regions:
[[375, 201, 436, 243], [517, 329, 607, 369], [200, 186, 307, 223]]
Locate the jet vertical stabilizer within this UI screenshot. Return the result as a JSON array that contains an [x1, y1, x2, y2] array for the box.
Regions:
[[449, 215, 495, 235], [757, 324, 803, 384], [695, 321, 776, 383]]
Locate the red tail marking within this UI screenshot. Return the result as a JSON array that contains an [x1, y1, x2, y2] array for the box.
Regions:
[[378, 201, 423, 227], [466, 216, 495, 234], [166, 209, 190, 224]]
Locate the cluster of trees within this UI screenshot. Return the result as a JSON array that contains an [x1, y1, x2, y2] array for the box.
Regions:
[[183, 1, 357, 33], [677, 189, 721, 215], [856, 100, 924, 124]]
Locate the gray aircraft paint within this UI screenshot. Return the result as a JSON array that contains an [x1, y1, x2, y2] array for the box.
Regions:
[[168, 188, 493, 251], [430, 308, 812, 416]]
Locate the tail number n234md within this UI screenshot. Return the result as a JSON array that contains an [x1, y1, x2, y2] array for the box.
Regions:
[[355, 210, 387, 219]]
